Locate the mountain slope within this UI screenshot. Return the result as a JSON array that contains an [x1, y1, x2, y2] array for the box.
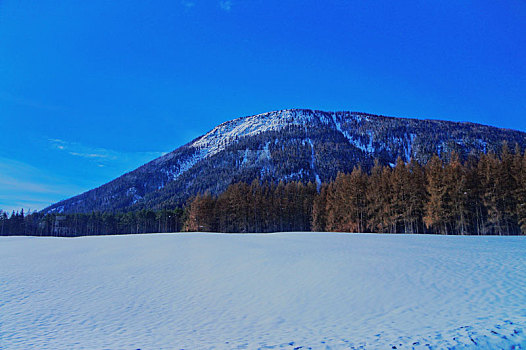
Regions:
[[44, 109, 526, 213]]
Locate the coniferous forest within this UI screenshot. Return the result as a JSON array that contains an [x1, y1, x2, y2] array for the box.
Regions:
[[3, 145, 526, 236]]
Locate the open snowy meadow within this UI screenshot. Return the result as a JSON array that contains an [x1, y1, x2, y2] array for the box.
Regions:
[[1, 233, 525, 349]]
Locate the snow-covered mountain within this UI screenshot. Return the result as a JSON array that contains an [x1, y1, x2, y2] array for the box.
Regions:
[[44, 109, 526, 213]]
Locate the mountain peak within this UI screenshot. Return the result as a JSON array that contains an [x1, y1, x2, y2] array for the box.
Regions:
[[43, 109, 526, 214]]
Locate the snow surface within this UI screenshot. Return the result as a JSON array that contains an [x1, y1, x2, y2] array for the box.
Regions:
[[306, 138, 322, 190], [1, 233, 525, 349], [192, 110, 318, 157]]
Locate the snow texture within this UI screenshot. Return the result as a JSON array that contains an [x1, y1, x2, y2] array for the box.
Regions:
[[306, 138, 321, 190], [1, 233, 525, 349], [331, 113, 373, 153], [405, 133, 416, 161], [189, 109, 374, 164], [192, 110, 317, 158]]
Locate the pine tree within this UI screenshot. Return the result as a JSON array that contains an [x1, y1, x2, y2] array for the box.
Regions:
[[0, 210, 5, 235], [349, 167, 368, 233], [516, 151, 526, 234], [302, 181, 317, 231], [406, 159, 427, 233], [184, 193, 215, 232], [424, 154, 447, 234], [275, 181, 286, 232], [366, 161, 386, 232], [390, 157, 410, 233], [443, 152, 469, 235], [249, 179, 262, 232], [325, 168, 367, 232], [498, 143, 519, 234], [463, 156, 485, 235], [312, 183, 328, 231], [479, 152, 501, 234]]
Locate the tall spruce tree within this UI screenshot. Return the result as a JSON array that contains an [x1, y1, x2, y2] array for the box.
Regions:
[[406, 159, 427, 233], [312, 183, 328, 232], [184, 193, 215, 232], [464, 157, 485, 235], [478, 152, 501, 234], [516, 151, 526, 234], [390, 157, 410, 233], [366, 161, 390, 233], [424, 154, 447, 234], [325, 168, 367, 232], [443, 152, 469, 235], [498, 143, 519, 234]]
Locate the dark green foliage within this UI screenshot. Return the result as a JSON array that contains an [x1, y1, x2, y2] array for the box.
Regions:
[[0, 208, 185, 237]]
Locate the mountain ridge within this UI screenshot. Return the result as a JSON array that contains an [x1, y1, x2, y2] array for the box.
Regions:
[[43, 109, 526, 214]]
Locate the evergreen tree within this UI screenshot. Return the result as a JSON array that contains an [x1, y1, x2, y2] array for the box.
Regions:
[[325, 168, 367, 232], [516, 151, 526, 234], [0, 210, 6, 235], [184, 193, 215, 232], [463, 157, 485, 235], [390, 158, 410, 233], [424, 155, 447, 234], [478, 152, 501, 234], [498, 143, 519, 234], [312, 184, 328, 231], [366, 161, 390, 233], [443, 152, 469, 234], [406, 159, 427, 233]]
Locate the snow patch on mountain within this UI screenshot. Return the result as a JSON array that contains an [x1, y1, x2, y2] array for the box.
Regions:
[[40, 108, 526, 214], [305, 138, 321, 189], [164, 110, 382, 181], [262, 141, 271, 161], [161, 148, 208, 182], [191, 110, 317, 158], [331, 113, 375, 153], [405, 133, 417, 161], [49, 205, 65, 214], [241, 148, 250, 166]]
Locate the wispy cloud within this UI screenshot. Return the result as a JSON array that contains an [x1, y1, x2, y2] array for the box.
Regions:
[[48, 139, 163, 164], [219, 0, 233, 11], [68, 152, 110, 159], [0, 141, 167, 213], [49, 139, 114, 160], [181, 0, 196, 9], [0, 92, 65, 112], [179, 1, 234, 13], [0, 157, 86, 213]]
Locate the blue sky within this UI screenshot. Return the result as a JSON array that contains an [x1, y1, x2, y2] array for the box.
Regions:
[[0, 0, 525, 213]]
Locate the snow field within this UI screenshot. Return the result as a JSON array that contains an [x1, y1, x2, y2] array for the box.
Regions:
[[1, 233, 525, 349]]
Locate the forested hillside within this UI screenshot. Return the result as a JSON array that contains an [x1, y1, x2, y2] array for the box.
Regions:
[[4, 144, 526, 236], [42, 109, 526, 214], [184, 146, 526, 235]]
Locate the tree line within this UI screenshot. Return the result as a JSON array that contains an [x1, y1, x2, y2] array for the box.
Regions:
[[185, 145, 526, 235], [184, 180, 317, 233], [2, 144, 526, 236], [0, 208, 184, 237]]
